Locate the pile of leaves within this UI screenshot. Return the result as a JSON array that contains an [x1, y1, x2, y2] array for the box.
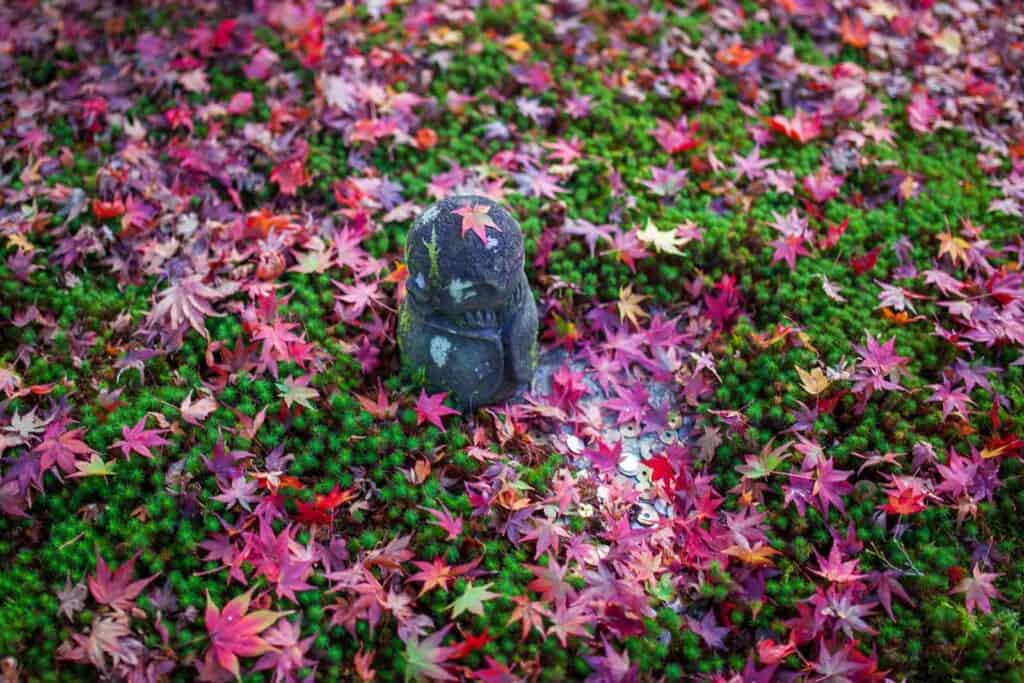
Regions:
[[1, 0, 1023, 681]]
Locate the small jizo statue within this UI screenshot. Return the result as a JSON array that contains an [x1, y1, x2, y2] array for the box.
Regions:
[[398, 196, 538, 411]]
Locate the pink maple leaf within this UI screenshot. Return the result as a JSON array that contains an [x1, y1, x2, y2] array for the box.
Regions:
[[907, 90, 940, 133], [601, 383, 650, 426], [333, 278, 388, 321], [34, 419, 96, 475], [402, 625, 457, 682], [852, 335, 910, 393], [952, 565, 1002, 615], [870, 570, 914, 620], [181, 391, 218, 425], [252, 616, 315, 682], [452, 203, 500, 244], [547, 598, 591, 647], [414, 390, 460, 432], [770, 235, 810, 270], [252, 318, 303, 379], [205, 588, 291, 679], [521, 515, 570, 559], [526, 554, 576, 604], [927, 377, 974, 420], [811, 458, 853, 519], [88, 550, 159, 611], [803, 166, 844, 203], [111, 417, 169, 459], [423, 504, 464, 540], [582, 439, 622, 473], [651, 116, 700, 154], [561, 218, 615, 257], [147, 275, 228, 339], [811, 543, 865, 583], [515, 167, 566, 199]]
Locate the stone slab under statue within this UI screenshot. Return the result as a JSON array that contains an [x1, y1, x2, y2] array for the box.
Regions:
[[398, 195, 539, 411]]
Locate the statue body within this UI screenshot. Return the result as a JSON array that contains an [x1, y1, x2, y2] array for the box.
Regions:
[[398, 196, 538, 411]]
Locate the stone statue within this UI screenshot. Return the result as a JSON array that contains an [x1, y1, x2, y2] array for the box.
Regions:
[[398, 195, 538, 411]]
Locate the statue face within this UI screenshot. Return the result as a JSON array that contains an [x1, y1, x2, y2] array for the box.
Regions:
[[399, 195, 538, 410], [406, 267, 525, 330]]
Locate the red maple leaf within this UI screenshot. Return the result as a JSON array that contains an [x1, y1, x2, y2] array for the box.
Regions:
[[819, 217, 849, 250], [452, 203, 500, 244], [850, 246, 881, 275], [880, 475, 929, 515], [295, 484, 355, 525], [355, 379, 397, 419], [767, 110, 822, 144], [642, 455, 676, 489], [450, 628, 493, 660], [270, 158, 311, 196], [92, 196, 126, 220], [414, 390, 460, 432]]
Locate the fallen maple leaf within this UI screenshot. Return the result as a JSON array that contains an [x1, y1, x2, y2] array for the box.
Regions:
[[452, 202, 499, 244], [205, 588, 291, 679], [449, 582, 500, 618], [68, 453, 116, 478], [724, 543, 781, 567], [636, 218, 687, 256], [796, 366, 831, 395], [952, 565, 1003, 615], [181, 392, 218, 425], [88, 550, 159, 611], [414, 390, 459, 432], [767, 110, 822, 144], [616, 284, 649, 327]]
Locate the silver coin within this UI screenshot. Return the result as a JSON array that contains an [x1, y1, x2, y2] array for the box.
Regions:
[[618, 455, 641, 476], [636, 504, 659, 526]]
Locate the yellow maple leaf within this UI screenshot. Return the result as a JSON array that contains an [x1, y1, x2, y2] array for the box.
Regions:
[[636, 218, 686, 256], [501, 33, 531, 61], [724, 543, 781, 567], [68, 453, 116, 479], [867, 0, 899, 19], [934, 28, 961, 56], [937, 232, 970, 267], [5, 233, 33, 252], [796, 366, 830, 395], [428, 26, 462, 46], [616, 284, 649, 327]]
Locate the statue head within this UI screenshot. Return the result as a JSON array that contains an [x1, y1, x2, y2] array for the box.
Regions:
[[399, 196, 538, 411]]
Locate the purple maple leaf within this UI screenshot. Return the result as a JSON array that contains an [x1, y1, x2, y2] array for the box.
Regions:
[[111, 417, 169, 459]]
